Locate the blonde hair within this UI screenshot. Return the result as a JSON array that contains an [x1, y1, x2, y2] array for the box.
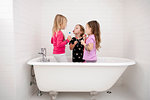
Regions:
[[52, 14, 67, 36], [87, 20, 101, 50]]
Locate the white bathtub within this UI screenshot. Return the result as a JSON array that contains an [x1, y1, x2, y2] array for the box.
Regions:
[[27, 56, 135, 93]]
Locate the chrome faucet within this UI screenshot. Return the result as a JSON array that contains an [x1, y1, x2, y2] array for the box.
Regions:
[[38, 48, 49, 62]]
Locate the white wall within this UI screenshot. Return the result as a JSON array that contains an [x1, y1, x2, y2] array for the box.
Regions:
[[14, 0, 42, 100], [0, 0, 42, 99], [41, 0, 125, 57], [122, 0, 150, 100], [0, 0, 16, 100], [1, 0, 150, 100]]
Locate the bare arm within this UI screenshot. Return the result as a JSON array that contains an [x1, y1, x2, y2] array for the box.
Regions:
[[69, 41, 78, 50], [81, 40, 93, 51], [56, 32, 72, 47], [86, 43, 93, 51]]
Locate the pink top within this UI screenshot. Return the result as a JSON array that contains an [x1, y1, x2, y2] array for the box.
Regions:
[[51, 31, 70, 54], [83, 34, 97, 61]]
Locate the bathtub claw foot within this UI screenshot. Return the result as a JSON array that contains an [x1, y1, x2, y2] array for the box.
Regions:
[[90, 91, 98, 100], [49, 91, 58, 100]]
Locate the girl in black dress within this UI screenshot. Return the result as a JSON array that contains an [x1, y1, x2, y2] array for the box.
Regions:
[[69, 24, 85, 62]]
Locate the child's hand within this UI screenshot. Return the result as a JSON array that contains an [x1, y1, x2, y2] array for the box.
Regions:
[[83, 34, 87, 40], [81, 40, 86, 46], [70, 41, 78, 50], [74, 41, 78, 45], [67, 35, 72, 41]]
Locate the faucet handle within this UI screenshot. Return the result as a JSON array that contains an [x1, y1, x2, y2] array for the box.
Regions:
[[41, 48, 44, 52], [38, 48, 45, 55]]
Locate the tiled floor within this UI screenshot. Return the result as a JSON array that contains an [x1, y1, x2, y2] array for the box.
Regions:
[[30, 86, 138, 100]]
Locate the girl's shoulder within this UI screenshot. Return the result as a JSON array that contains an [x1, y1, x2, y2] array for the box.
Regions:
[[55, 31, 63, 36], [88, 34, 95, 40], [69, 37, 76, 44], [57, 30, 63, 35], [87, 34, 95, 43], [71, 37, 76, 41], [90, 34, 95, 38]]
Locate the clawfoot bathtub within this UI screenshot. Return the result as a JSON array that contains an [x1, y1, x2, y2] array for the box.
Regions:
[[27, 56, 135, 100]]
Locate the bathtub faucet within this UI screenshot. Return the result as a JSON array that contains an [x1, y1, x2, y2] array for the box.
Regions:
[[38, 48, 49, 62]]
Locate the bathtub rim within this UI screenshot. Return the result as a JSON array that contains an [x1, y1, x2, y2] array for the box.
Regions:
[[27, 56, 136, 66]]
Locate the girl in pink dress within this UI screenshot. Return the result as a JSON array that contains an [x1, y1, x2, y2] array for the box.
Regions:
[[81, 20, 101, 62]]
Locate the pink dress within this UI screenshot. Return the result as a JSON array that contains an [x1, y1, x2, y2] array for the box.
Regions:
[[83, 34, 97, 61]]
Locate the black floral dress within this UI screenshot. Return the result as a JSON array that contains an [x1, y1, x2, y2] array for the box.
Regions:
[[69, 37, 85, 62]]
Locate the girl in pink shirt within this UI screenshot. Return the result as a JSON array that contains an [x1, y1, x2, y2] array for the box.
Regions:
[[81, 20, 101, 62], [51, 14, 72, 62]]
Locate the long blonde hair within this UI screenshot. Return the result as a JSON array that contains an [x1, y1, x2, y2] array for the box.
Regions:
[[52, 14, 67, 36], [87, 20, 101, 50]]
